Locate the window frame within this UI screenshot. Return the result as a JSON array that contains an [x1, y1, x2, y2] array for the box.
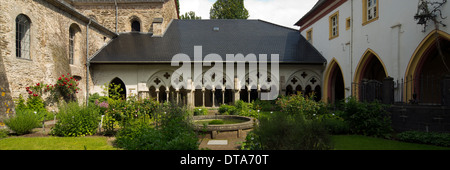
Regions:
[[329, 11, 339, 40], [346, 17, 351, 30], [362, 0, 379, 26], [306, 28, 313, 44], [69, 27, 75, 65], [15, 14, 31, 60]]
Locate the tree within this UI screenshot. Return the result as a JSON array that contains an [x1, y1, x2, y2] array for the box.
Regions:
[[180, 11, 202, 20], [210, 0, 249, 19]]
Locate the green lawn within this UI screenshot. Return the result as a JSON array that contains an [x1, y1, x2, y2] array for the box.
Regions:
[[0, 137, 117, 150], [1, 135, 449, 150], [332, 135, 450, 150]]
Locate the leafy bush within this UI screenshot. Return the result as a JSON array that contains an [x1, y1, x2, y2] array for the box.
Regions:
[[4, 109, 41, 135], [338, 97, 392, 138], [276, 93, 323, 119], [0, 128, 8, 139], [51, 102, 100, 137], [252, 99, 279, 111], [245, 111, 332, 150], [115, 103, 199, 150], [218, 104, 237, 115], [397, 131, 450, 147], [234, 100, 259, 118], [193, 107, 208, 116]]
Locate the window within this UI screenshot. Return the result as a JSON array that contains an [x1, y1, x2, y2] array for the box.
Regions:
[[131, 20, 141, 32], [363, 0, 379, 25], [15, 14, 31, 59], [306, 28, 313, 44], [69, 27, 75, 65], [346, 17, 351, 30], [329, 11, 339, 40]]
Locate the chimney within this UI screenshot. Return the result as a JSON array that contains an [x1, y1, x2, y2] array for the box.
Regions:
[[151, 18, 164, 36]]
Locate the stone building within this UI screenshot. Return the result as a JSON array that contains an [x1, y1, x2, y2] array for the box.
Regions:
[[1, 0, 329, 123], [0, 0, 178, 119], [296, 0, 450, 104]]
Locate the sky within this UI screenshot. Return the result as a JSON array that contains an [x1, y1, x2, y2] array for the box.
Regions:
[[178, 0, 318, 29]]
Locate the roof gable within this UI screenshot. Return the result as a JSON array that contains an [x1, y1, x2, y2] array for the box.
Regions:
[[90, 19, 326, 64]]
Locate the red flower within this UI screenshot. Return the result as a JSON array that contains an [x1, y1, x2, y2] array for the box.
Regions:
[[67, 73, 70, 75], [62, 75, 64, 77], [59, 77, 61, 80], [28, 91, 33, 94], [36, 83, 40, 86]]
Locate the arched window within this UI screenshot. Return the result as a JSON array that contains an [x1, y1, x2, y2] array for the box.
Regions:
[[16, 14, 31, 59], [131, 20, 141, 32], [69, 27, 75, 65], [69, 24, 81, 65]]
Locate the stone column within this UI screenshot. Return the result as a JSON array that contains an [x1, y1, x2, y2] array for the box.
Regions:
[[248, 90, 251, 102], [156, 89, 160, 102], [176, 90, 180, 104], [202, 88, 205, 107], [212, 89, 216, 107], [222, 90, 225, 105], [166, 90, 170, 103]]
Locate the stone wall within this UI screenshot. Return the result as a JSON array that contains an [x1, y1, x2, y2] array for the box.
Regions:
[[0, 0, 114, 103], [71, 0, 178, 33]]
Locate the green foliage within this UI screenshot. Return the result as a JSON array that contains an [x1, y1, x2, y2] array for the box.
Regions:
[[234, 100, 259, 118], [51, 102, 100, 137], [242, 93, 332, 150], [218, 104, 237, 115], [276, 93, 324, 119], [0, 129, 8, 139], [210, 0, 249, 19], [397, 131, 450, 147], [4, 109, 41, 135], [252, 99, 279, 111], [193, 107, 208, 116], [240, 131, 262, 150], [338, 97, 393, 138], [249, 111, 332, 150], [115, 103, 199, 150], [180, 11, 202, 20]]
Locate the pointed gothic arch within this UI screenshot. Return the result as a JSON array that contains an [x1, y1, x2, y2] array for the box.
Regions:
[[405, 30, 450, 104], [323, 58, 345, 103], [353, 49, 388, 101]]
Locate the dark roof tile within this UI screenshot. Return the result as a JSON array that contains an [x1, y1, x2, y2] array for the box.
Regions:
[[90, 19, 326, 64]]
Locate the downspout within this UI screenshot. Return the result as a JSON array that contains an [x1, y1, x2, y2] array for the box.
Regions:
[[86, 19, 92, 106], [350, 0, 354, 97], [115, 0, 118, 33]]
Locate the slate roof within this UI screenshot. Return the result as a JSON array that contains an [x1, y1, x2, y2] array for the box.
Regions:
[[69, 0, 164, 3], [295, 0, 328, 26], [90, 19, 326, 64]]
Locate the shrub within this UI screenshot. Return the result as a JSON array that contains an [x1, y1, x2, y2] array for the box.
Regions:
[[338, 97, 392, 138], [51, 102, 100, 137], [246, 111, 332, 150], [4, 109, 41, 135], [0, 129, 8, 139], [115, 103, 199, 150], [397, 131, 450, 147], [193, 107, 208, 116], [276, 93, 323, 119], [234, 100, 259, 118], [218, 104, 237, 115]]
